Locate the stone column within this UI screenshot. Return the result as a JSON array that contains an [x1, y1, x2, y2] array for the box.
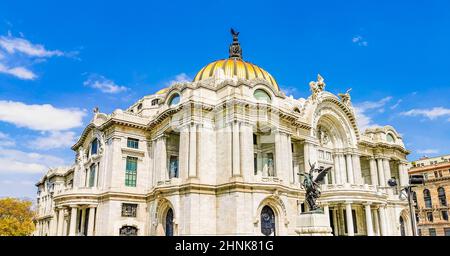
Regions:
[[57, 208, 64, 236], [352, 155, 362, 184], [345, 155, 354, 184], [68, 206, 78, 236], [364, 203, 374, 236], [275, 132, 290, 182], [345, 202, 354, 236], [189, 124, 197, 177], [80, 207, 86, 235], [378, 205, 388, 236], [339, 154, 347, 183], [383, 159, 392, 185], [239, 123, 254, 181], [178, 126, 189, 181], [398, 162, 409, 187], [232, 122, 240, 177], [369, 157, 378, 186], [303, 141, 318, 174], [87, 206, 96, 236], [94, 163, 99, 188], [159, 135, 168, 181], [372, 207, 380, 236], [376, 158, 385, 187], [286, 134, 294, 183], [332, 208, 339, 236], [323, 203, 330, 226]]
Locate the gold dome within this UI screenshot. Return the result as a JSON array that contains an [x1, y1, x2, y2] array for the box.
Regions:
[[193, 59, 279, 91]]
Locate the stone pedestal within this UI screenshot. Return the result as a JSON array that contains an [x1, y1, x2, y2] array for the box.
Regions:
[[295, 212, 332, 236]]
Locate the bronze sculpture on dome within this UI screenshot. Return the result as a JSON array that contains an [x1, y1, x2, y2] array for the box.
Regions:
[[229, 28, 243, 59]]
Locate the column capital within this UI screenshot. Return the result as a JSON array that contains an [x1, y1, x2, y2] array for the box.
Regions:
[[363, 202, 372, 207], [344, 201, 353, 205]]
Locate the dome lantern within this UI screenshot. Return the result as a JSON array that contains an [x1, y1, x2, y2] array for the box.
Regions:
[[192, 29, 280, 91]]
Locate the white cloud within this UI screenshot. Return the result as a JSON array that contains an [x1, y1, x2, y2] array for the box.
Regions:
[[0, 148, 65, 174], [0, 35, 64, 57], [84, 74, 128, 94], [0, 100, 86, 131], [0, 63, 36, 80], [400, 107, 450, 120], [353, 96, 392, 130], [390, 99, 402, 110], [0, 132, 15, 147], [0, 33, 75, 80], [165, 73, 191, 86], [417, 149, 439, 154], [29, 131, 77, 150], [352, 35, 368, 47], [281, 86, 298, 97]]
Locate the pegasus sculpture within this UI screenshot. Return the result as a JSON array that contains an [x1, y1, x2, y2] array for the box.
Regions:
[[299, 162, 332, 212]]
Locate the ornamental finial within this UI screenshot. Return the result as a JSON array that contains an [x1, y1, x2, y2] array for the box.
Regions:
[[229, 28, 242, 59]]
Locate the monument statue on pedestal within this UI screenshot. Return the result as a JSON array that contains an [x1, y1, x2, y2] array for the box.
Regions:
[[296, 162, 333, 236]]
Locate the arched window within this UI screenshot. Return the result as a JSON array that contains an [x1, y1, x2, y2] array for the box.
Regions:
[[254, 89, 271, 103], [260, 206, 276, 236], [386, 133, 395, 143], [119, 226, 138, 236], [423, 189, 432, 208], [168, 93, 180, 106], [165, 208, 174, 236], [399, 216, 406, 236], [438, 187, 447, 206]]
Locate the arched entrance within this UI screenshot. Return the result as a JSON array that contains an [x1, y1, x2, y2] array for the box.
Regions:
[[399, 216, 406, 236], [261, 206, 276, 236], [165, 208, 174, 236]]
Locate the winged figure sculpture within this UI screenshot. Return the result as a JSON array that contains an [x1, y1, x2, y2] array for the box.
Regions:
[[299, 162, 332, 212]]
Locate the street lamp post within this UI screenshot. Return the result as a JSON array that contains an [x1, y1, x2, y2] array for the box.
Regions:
[[388, 175, 424, 236]]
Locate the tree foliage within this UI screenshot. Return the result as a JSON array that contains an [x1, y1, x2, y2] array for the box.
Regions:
[[0, 197, 35, 236]]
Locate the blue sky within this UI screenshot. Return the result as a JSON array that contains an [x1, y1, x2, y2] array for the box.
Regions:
[[0, 0, 449, 199]]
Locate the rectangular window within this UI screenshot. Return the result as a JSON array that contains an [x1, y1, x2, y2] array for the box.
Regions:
[[125, 157, 137, 187], [253, 134, 257, 145], [445, 228, 450, 236], [442, 211, 449, 221], [88, 164, 96, 187], [121, 203, 138, 217], [429, 228, 436, 236], [127, 138, 139, 149], [427, 212, 434, 222], [169, 155, 179, 178], [418, 229, 422, 236], [151, 99, 159, 106]]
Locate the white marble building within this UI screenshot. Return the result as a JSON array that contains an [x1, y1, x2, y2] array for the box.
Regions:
[[34, 32, 412, 236]]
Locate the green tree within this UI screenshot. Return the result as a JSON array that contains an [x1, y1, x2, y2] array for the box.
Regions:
[[0, 197, 35, 236]]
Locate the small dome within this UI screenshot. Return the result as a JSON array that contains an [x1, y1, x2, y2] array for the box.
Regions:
[[156, 88, 168, 95], [193, 59, 279, 91]]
